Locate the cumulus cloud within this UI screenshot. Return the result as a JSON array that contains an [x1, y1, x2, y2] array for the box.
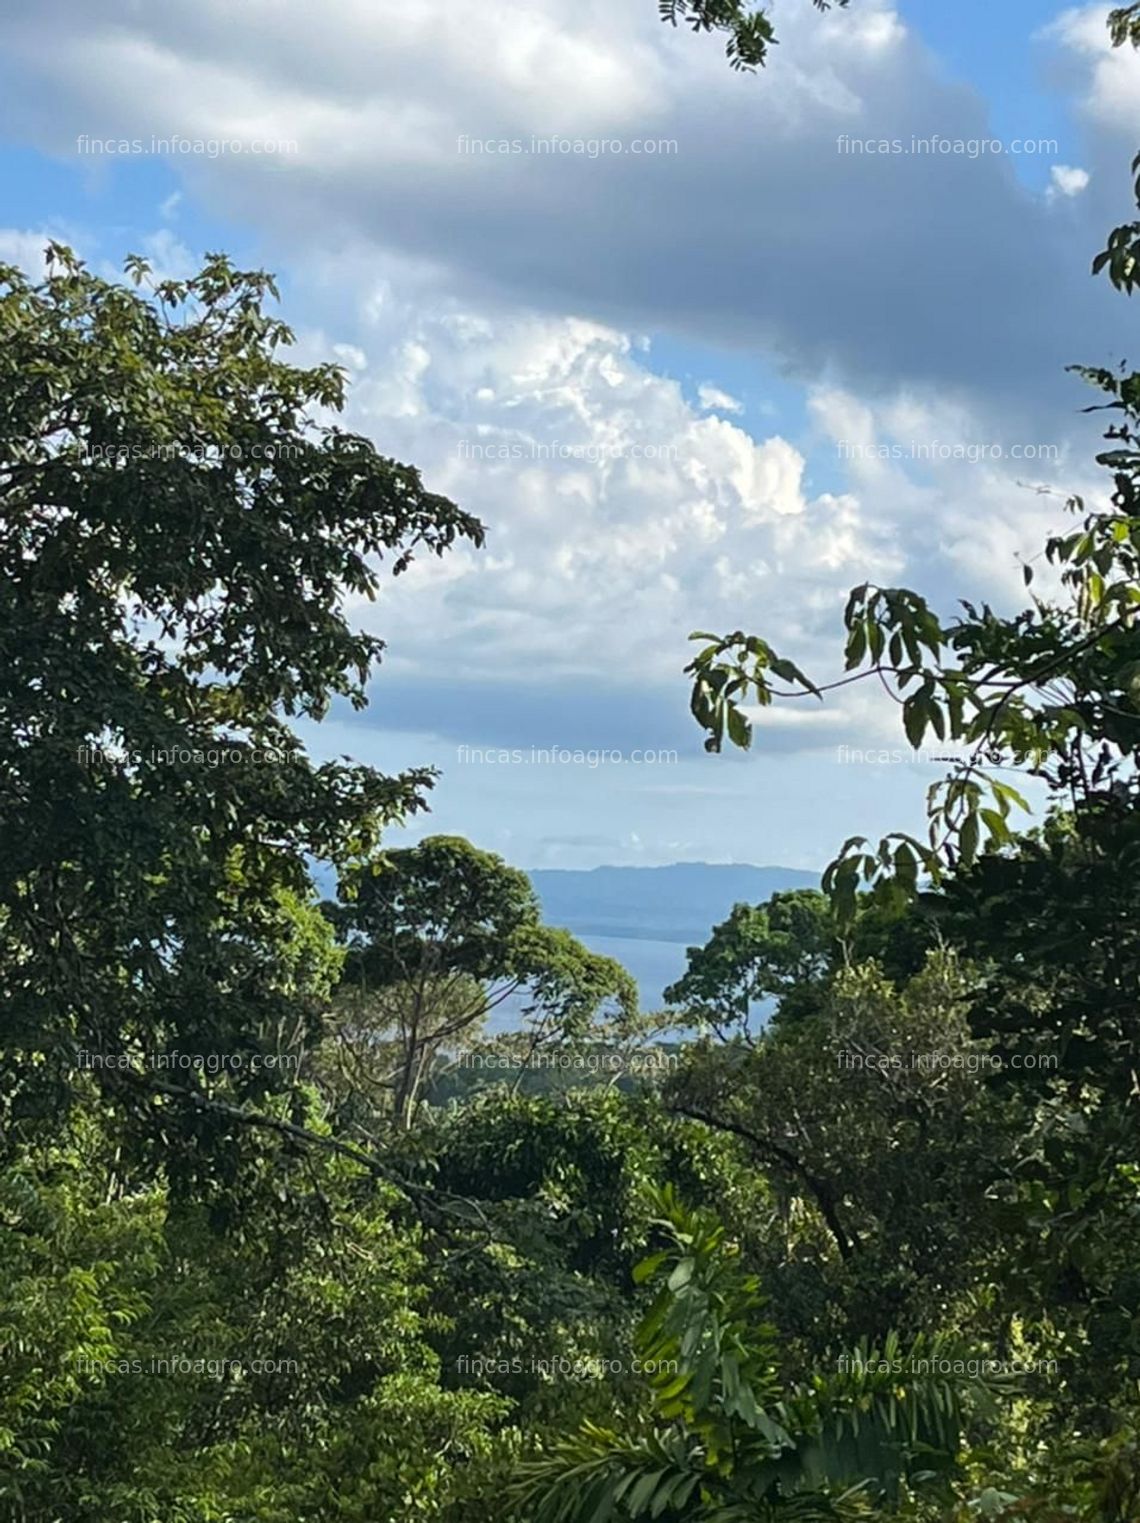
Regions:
[[1048, 162, 1090, 197], [1046, 5, 1140, 134], [252, 271, 1096, 765], [697, 383, 743, 413], [0, 228, 61, 274], [0, 0, 1123, 422], [807, 381, 1098, 612], [331, 299, 874, 696]]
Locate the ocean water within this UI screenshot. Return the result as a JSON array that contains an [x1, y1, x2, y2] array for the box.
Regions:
[[577, 934, 771, 1031], [576, 934, 691, 1012], [484, 934, 691, 1031]]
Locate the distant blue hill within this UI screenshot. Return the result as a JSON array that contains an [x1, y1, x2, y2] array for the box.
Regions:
[[528, 862, 820, 1010], [528, 862, 819, 945]]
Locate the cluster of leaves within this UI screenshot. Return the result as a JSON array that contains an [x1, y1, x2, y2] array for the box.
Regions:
[[0, 243, 483, 1174], [686, 239, 1140, 919], [0, 1113, 511, 1522], [1108, 2, 1140, 50], [663, 888, 841, 1034], [315, 835, 638, 1131], [656, 0, 850, 70], [516, 1187, 999, 1521]]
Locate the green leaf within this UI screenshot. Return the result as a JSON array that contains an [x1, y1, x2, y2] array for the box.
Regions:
[[903, 697, 927, 750], [633, 1251, 670, 1285], [667, 1257, 695, 1292], [959, 811, 980, 866], [726, 705, 753, 750]]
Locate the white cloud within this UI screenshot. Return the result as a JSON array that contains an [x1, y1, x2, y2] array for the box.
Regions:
[[808, 382, 1086, 608], [245, 268, 1089, 767], [697, 383, 743, 414], [1048, 163, 1090, 198], [137, 228, 196, 281], [332, 342, 368, 371], [1047, 6, 1140, 133], [312, 289, 884, 699], [0, 0, 1118, 417], [0, 229, 61, 275], [3, 0, 666, 165]]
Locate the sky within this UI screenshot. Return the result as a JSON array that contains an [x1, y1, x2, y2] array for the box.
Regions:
[[1, 0, 1137, 873]]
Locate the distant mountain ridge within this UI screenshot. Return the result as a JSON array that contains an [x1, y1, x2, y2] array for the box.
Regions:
[[528, 862, 820, 947]]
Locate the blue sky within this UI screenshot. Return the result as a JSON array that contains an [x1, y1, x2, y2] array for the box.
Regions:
[[1, 0, 1136, 872]]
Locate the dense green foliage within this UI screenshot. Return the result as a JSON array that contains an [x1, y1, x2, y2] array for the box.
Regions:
[[318, 836, 637, 1129], [0, 243, 481, 1178], [664, 889, 840, 1032], [518, 1187, 1003, 1521], [2, 7, 1140, 1518]]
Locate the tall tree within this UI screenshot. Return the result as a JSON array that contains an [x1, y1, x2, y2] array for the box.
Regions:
[[321, 836, 638, 1130], [664, 889, 837, 1036], [0, 246, 482, 1170]]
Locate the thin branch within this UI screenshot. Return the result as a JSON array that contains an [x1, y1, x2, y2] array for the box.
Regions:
[[670, 1101, 856, 1260], [118, 1071, 494, 1233]]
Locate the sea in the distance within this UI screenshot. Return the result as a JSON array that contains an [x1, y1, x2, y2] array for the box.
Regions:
[[484, 933, 690, 1031], [312, 861, 817, 1029], [576, 934, 690, 1011]]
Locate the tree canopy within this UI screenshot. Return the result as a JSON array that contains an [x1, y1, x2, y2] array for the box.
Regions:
[[4, 5, 1140, 1518]]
